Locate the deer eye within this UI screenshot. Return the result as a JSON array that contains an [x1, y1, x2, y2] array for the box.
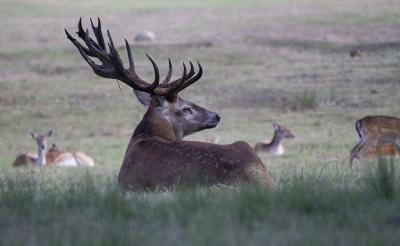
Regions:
[[182, 107, 192, 114]]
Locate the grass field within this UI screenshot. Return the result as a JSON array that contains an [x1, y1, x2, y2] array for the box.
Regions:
[[1, 0, 400, 245]]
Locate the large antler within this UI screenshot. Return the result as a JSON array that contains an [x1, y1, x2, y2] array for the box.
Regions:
[[65, 18, 203, 96]]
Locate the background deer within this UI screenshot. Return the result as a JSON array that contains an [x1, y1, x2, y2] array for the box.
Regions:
[[254, 122, 295, 156], [12, 131, 95, 167], [350, 115, 400, 166], [46, 143, 95, 167], [13, 130, 53, 167], [66, 18, 275, 190]]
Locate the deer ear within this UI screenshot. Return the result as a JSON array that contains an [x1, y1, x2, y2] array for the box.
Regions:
[[133, 89, 150, 106], [272, 121, 279, 130], [31, 133, 36, 139], [47, 130, 54, 137]]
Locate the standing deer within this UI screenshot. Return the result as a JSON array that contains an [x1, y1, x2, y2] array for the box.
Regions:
[[65, 18, 275, 190], [350, 115, 400, 166], [253, 122, 295, 156], [13, 130, 53, 167]]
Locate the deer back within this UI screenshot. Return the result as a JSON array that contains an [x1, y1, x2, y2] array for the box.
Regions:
[[118, 136, 274, 190], [356, 116, 400, 143], [12, 153, 37, 166]]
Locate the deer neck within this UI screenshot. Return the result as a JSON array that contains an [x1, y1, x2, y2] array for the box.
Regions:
[[261, 132, 284, 155], [133, 110, 179, 141], [268, 132, 284, 155], [36, 145, 46, 166]]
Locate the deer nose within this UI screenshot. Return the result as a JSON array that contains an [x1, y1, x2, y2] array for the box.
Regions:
[[214, 113, 221, 122]]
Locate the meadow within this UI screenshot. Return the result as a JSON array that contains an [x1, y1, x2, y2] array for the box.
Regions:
[[0, 0, 400, 245]]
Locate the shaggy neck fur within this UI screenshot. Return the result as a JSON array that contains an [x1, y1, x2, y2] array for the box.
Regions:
[[133, 109, 179, 141]]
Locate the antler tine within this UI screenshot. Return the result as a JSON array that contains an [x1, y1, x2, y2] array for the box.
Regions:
[[107, 30, 160, 90], [76, 18, 86, 40], [76, 18, 103, 54], [108, 29, 159, 91], [70, 19, 95, 56], [65, 29, 114, 78], [162, 58, 173, 84], [156, 62, 187, 96], [124, 38, 134, 70], [177, 61, 203, 92], [66, 18, 160, 93], [106, 29, 125, 74], [169, 60, 195, 84], [85, 29, 112, 64], [144, 52, 160, 89], [90, 17, 106, 50]]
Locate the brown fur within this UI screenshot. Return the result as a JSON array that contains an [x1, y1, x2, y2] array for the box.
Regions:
[[47, 144, 95, 166], [253, 122, 295, 156], [45, 144, 62, 165], [118, 114, 275, 191], [12, 131, 53, 167], [12, 153, 37, 166], [350, 115, 400, 166], [364, 144, 399, 157]]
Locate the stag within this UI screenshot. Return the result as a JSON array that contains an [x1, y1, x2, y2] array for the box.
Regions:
[[65, 18, 274, 190]]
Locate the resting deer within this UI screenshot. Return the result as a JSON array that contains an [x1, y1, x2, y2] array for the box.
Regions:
[[13, 130, 53, 167], [254, 122, 295, 156], [47, 143, 95, 167], [350, 115, 400, 166], [65, 18, 275, 190]]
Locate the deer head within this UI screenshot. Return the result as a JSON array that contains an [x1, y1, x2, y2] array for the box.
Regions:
[[272, 122, 295, 140], [65, 18, 220, 140], [31, 130, 53, 166]]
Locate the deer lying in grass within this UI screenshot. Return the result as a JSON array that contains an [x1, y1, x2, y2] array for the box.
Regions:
[[12, 131, 95, 167], [254, 122, 295, 156], [65, 18, 275, 190], [350, 115, 400, 166], [46, 143, 95, 167], [13, 130, 53, 167]]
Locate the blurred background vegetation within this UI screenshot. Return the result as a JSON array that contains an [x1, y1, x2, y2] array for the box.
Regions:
[[0, 0, 400, 245]]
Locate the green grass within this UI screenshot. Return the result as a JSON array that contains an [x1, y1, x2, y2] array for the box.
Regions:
[[0, 165, 399, 245], [2, 0, 400, 244]]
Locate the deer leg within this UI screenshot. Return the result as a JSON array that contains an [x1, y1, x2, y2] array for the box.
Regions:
[[350, 141, 363, 167], [350, 141, 374, 167]]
